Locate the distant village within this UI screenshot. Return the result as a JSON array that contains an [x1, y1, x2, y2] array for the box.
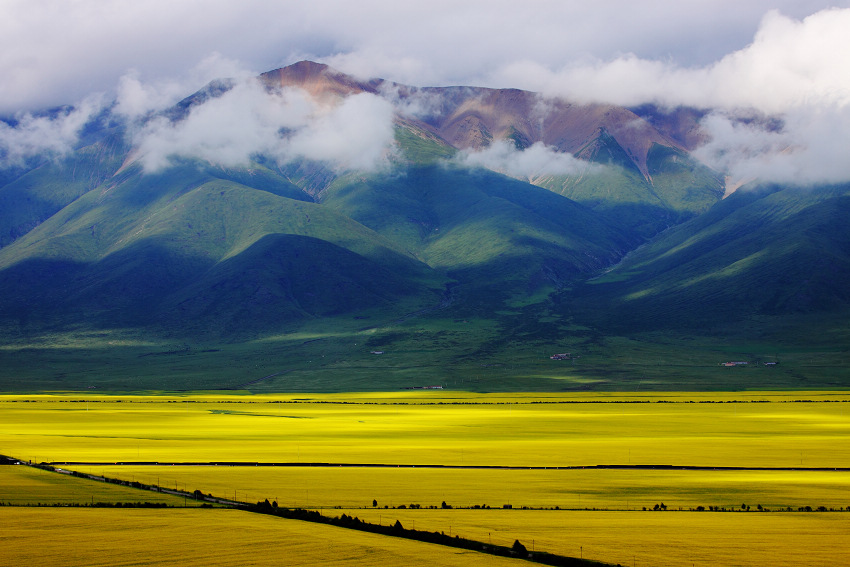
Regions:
[[721, 361, 778, 367]]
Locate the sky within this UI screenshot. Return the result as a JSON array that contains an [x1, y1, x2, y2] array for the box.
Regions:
[[2, 0, 850, 184]]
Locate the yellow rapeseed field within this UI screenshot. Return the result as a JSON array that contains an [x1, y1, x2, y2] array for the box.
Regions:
[[0, 464, 185, 506], [333, 508, 850, 567], [2, 391, 849, 468], [86, 465, 850, 511], [3, 391, 850, 565], [0, 507, 523, 567]]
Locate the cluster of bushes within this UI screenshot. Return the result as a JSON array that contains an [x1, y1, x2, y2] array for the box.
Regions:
[[681, 504, 850, 512]]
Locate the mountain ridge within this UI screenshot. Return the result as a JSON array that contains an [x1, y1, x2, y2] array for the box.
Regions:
[[0, 60, 844, 391]]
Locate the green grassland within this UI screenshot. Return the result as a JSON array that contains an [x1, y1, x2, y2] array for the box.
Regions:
[[1, 507, 525, 567], [1, 313, 848, 392]]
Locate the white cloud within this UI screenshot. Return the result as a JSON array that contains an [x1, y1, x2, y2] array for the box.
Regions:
[[694, 104, 850, 186], [2, 1, 843, 113], [134, 79, 396, 173], [0, 95, 105, 167], [283, 92, 396, 171], [490, 9, 850, 113], [485, 8, 850, 187], [3, 2, 850, 185], [458, 140, 598, 181], [114, 53, 253, 120], [377, 84, 445, 121]]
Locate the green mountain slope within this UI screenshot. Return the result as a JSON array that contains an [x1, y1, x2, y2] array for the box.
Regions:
[[535, 133, 724, 238], [0, 130, 128, 248], [573, 183, 850, 333], [320, 164, 637, 313], [0, 164, 446, 338]]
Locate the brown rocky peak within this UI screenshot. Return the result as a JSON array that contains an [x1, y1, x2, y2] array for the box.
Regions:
[[260, 60, 380, 101]]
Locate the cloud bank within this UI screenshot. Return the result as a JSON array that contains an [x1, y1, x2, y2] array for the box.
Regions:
[[458, 141, 598, 181], [492, 8, 850, 113], [0, 95, 104, 168], [482, 8, 850, 186], [134, 80, 396, 173], [2, 2, 850, 185], [694, 104, 850, 186], [2, 1, 842, 113]]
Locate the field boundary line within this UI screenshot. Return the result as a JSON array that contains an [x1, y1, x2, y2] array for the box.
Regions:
[[40, 461, 850, 472]]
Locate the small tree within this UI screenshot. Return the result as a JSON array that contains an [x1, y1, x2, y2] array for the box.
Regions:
[[372, 499, 378, 507], [512, 540, 528, 557]]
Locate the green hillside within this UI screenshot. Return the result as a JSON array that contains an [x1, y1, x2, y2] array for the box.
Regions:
[[0, 162, 446, 340], [0, 130, 128, 248], [536, 133, 724, 238], [573, 183, 850, 334], [320, 164, 637, 314]]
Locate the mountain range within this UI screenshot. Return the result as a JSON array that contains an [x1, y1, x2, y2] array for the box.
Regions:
[[0, 61, 847, 391]]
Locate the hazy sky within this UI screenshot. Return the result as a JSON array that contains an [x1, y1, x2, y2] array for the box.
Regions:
[[2, 0, 850, 184], [1, 0, 845, 112]]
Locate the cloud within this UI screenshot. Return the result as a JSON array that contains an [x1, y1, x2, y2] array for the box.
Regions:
[[114, 53, 254, 120], [2, 1, 843, 113], [485, 8, 850, 187], [457, 140, 599, 181], [134, 79, 396, 173], [694, 104, 850, 186], [317, 1, 842, 92], [283, 92, 396, 171], [377, 84, 445, 121], [0, 95, 105, 168], [489, 9, 850, 113], [3, 2, 850, 184]]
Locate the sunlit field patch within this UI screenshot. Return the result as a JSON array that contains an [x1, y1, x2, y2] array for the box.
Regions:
[[0, 507, 523, 567], [0, 465, 185, 506], [331, 508, 850, 567], [2, 392, 850, 468], [82, 465, 850, 512]]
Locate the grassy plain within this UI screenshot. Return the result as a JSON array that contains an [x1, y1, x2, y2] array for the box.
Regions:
[[0, 507, 524, 567], [1, 316, 848, 392]]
